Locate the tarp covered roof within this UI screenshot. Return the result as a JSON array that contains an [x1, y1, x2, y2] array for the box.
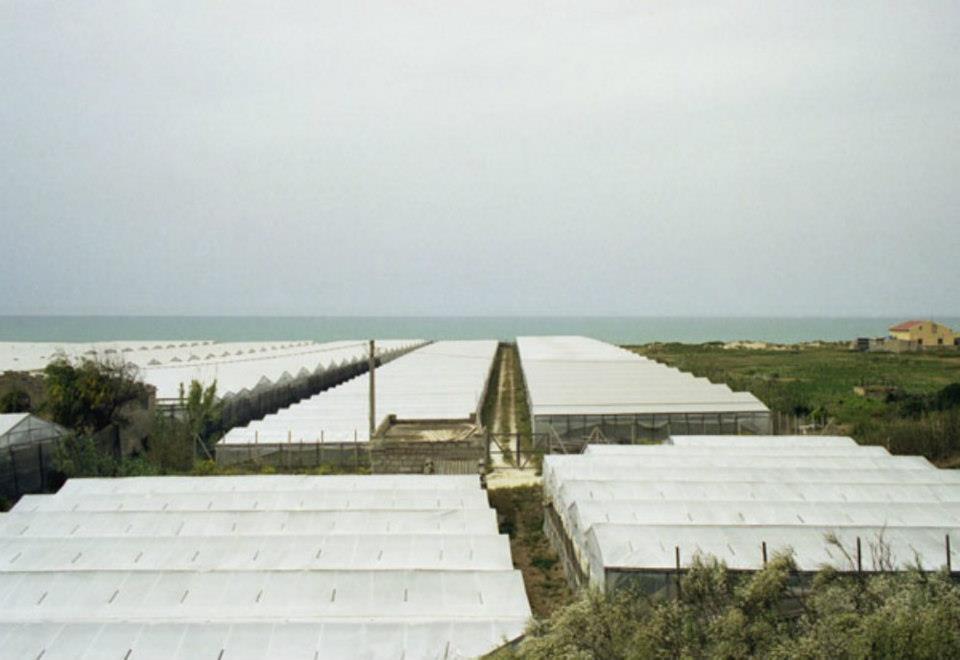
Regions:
[[517, 336, 769, 417], [0, 475, 531, 659], [544, 436, 960, 588]]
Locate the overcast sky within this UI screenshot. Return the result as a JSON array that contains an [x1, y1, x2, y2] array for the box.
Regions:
[[1, 1, 958, 316]]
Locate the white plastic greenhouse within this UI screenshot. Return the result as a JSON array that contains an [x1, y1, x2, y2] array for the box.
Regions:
[[0, 474, 531, 659], [516, 336, 771, 446], [0, 339, 422, 403], [219, 340, 498, 447], [542, 436, 960, 593], [0, 340, 425, 435], [0, 414, 67, 451]]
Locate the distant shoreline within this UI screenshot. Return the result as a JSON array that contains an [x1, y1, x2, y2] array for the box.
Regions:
[[2, 316, 958, 345]]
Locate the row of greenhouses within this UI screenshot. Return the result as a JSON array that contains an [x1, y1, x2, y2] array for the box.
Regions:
[[219, 340, 497, 448], [0, 339, 423, 431], [543, 436, 960, 594], [0, 474, 530, 659], [0, 338, 421, 402]]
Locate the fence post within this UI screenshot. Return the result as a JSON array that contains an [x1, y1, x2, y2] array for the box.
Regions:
[[947, 534, 952, 573], [38, 444, 45, 491], [485, 429, 491, 467], [10, 448, 19, 497], [675, 546, 682, 599]]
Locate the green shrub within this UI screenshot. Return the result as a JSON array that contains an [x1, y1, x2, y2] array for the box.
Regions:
[[499, 553, 960, 660], [0, 388, 31, 413]]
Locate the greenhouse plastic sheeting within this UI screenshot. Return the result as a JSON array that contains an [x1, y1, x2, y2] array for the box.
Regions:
[[57, 474, 483, 495], [586, 524, 958, 577], [0, 340, 424, 401], [544, 439, 960, 591], [0, 509, 499, 538], [516, 336, 771, 443], [0, 569, 529, 622], [0, 475, 531, 659], [583, 441, 882, 457], [543, 465, 960, 500], [667, 434, 858, 448], [0, 621, 525, 660], [0, 535, 514, 573], [12, 489, 491, 513], [221, 340, 498, 444], [565, 501, 960, 563], [516, 336, 770, 416]]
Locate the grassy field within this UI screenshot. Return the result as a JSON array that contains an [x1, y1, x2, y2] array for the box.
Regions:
[[631, 342, 960, 462]]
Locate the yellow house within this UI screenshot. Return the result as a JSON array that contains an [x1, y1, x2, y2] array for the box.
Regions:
[[889, 320, 956, 348]]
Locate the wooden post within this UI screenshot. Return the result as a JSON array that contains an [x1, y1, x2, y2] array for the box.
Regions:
[[675, 546, 682, 599], [368, 340, 376, 439], [485, 429, 491, 466], [947, 534, 952, 573], [762, 541, 768, 567], [856, 537, 862, 573]]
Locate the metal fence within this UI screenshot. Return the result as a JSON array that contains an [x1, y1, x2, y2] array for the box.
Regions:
[[0, 440, 63, 502], [214, 441, 371, 470]]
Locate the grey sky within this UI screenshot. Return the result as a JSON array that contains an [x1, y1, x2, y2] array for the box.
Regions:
[[1, 1, 958, 316]]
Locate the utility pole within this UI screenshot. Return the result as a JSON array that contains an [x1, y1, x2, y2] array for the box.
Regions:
[[368, 340, 376, 439]]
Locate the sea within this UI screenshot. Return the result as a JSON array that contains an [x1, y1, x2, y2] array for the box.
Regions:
[[2, 316, 957, 345]]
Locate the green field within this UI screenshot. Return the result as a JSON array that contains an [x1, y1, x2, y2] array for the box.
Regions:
[[630, 343, 960, 463]]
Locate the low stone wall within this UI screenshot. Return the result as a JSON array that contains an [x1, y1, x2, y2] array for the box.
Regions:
[[370, 439, 484, 474]]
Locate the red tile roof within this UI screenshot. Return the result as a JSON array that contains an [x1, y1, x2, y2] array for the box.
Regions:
[[889, 320, 925, 331]]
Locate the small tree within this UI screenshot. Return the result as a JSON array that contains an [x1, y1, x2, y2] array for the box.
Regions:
[[181, 380, 224, 457], [43, 358, 147, 435], [146, 410, 194, 472]]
